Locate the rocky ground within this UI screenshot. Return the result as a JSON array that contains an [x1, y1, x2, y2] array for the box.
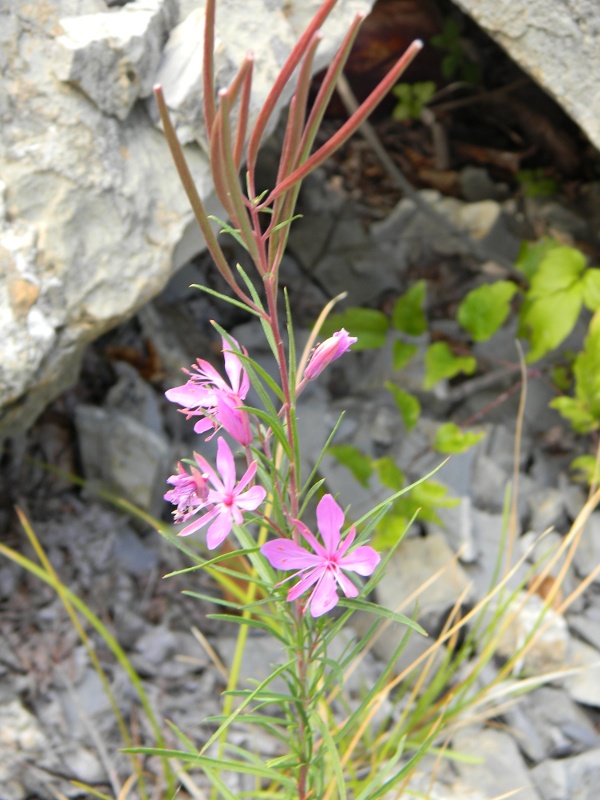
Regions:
[[2, 140, 600, 799], [4, 10, 600, 787]]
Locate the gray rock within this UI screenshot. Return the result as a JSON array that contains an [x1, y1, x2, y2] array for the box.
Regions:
[[0, 700, 48, 800], [568, 611, 600, 653], [112, 523, 159, 576], [375, 532, 473, 633], [55, 0, 179, 120], [564, 639, 600, 708], [526, 487, 569, 533], [512, 686, 600, 763], [459, 165, 509, 202], [450, 0, 600, 152], [530, 748, 600, 800], [371, 191, 521, 265], [573, 512, 600, 585], [430, 496, 479, 563], [75, 404, 172, 515], [451, 727, 541, 800], [495, 591, 570, 676], [106, 360, 165, 435], [470, 452, 510, 513]]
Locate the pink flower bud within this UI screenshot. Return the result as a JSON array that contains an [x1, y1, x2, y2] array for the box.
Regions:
[[304, 329, 357, 381]]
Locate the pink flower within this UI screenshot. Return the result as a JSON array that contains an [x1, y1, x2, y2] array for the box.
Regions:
[[261, 494, 380, 617], [165, 337, 252, 445], [164, 462, 209, 523], [178, 437, 267, 550], [304, 329, 357, 381]]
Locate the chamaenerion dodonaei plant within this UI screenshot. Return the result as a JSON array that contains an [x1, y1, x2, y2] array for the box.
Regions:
[[141, 1, 433, 797]]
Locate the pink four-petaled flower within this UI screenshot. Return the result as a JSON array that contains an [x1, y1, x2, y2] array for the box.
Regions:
[[165, 337, 252, 446], [176, 437, 267, 550], [261, 494, 380, 617]]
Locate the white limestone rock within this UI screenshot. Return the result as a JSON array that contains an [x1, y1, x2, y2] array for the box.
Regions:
[[55, 0, 179, 120], [0, 0, 369, 435], [451, 0, 600, 152]]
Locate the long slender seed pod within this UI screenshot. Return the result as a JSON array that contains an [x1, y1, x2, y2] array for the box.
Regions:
[[233, 56, 254, 170], [154, 86, 261, 310], [246, 0, 339, 187], [297, 13, 365, 167], [264, 40, 424, 204], [217, 88, 264, 270], [202, 0, 217, 137]]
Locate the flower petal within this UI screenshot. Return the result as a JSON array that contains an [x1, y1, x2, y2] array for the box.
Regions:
[[222, 338, 248, 397], [234, 460, 258, 494], [290, 518, 327, 558], [316, 494, 344, 553], [307, 571, 339, 617], [179, 506, 219, 537], [217, 394, 252, 446], [165, 383, 212, 409], [236, 485, 267, 511], [339, 545, 380, 576], [287, 567, 323, 602], [206, 510, 233, 550], [215, 437, 236, 491], [334, 568, 359, 598], [262, 539, 322, 571]]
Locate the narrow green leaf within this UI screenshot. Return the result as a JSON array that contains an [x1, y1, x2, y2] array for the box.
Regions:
[[338, 598, 426, 635], [191, 283, 263, 318], [207, 614, 290, 644], [314, 715, 347, 800]]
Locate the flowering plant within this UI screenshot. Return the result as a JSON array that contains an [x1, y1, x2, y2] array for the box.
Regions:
[[152, 0, 427, 796]]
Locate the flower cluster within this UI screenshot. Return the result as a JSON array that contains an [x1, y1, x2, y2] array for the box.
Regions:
[[165, 337, 252, 446], [165, 331, 379, 614]]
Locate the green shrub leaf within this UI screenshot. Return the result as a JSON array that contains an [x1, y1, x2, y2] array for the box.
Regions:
[[328, 444, 373, 488], [549, 397, 598, 433], [374, 457, 404, 490], [423, 342, 476, 389], [582, 268, 600, 311], [434, 422, 486, 454], [386, 383, 421, 431], [393, 339, 418, 370], [570, 455, 600, 486], [514, 238, 562, 280], [457, 280, 518, 341], [520, 283, 583, 362], [319, 307, 389, 350], [528, 245, 586, 298], [392, 280, 427, 335]]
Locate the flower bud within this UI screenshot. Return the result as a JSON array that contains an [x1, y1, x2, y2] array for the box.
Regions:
[[304, 329, 357, 380]]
